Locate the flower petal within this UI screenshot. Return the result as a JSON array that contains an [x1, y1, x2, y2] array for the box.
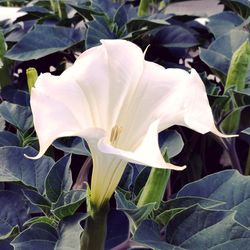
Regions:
[[62, 39, 144, 130], [158, 68, 236, 137], [97, 120, 186, 171], [28, 73, 103, 159]]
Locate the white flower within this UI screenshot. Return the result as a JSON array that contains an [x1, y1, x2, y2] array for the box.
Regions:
[[29, 40, 233, 208]]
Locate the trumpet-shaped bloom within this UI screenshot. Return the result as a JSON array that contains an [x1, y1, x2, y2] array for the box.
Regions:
[[29, 39, 233, 208]]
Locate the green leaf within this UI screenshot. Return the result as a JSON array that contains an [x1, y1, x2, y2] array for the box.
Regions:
[[69, 3, 102, 20], [24, 216, 56, 227], [45, 154, 72, 203], [221, 0, 250, 19], [85, 16, 115, 49], [115, 191, 155, 226], [126, 18, 168, 34], [5, 25, 85, 61], [207, 11, 244, 38], [155, 196, 224, 225], [153, 25, 199, 48], [19, 6, 51, 15], [11, 223, 58, 250], [159, 130, 184, 158], [0, 31, 11, 89], [0, 131, 19, 146], [52, 190, 86, 219], [54, 213, 88, 250], [156, 208, 184, 226], [22, 189, 51, 215], [134, 220, 183, 250], [177, 170, 250, 227], [165, 205, 250, 249], [0, 146, 54, 194], [53, 137, 90, 156], [0, 101, 33, 132], [0, 191, 29, 240], [199, 29, 249, 78]]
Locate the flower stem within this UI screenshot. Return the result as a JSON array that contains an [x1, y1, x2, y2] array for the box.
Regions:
[[80, 201, 109, 250], [138, 0, 151, 16]]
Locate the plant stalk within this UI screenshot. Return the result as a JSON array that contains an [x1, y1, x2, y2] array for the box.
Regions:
[[80, 201, 109, 250], [244, 147, 250, 175], [138, 0, 152, 16]]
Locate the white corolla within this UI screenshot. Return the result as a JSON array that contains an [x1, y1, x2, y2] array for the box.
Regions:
[[29, 40, 232, 208]]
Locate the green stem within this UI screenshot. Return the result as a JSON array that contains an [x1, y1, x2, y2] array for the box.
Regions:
[[80, 201, 109, 250], [138, 0, 152, 16], [244, 147, 250, 175], [137, 162, 171, 208], [50, 0, 56, 12]]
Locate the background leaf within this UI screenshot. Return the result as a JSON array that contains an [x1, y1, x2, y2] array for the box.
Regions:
[[0, 146, 54, 194], [5, 25, 85, 61], [45, 154, 72, 203]]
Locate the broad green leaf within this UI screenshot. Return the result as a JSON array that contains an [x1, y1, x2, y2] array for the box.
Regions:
[[165, 205, 250, 249], [53, 137, 90, 156], [5, 25, 85, 61], [52, 190, 86, 219], [156, 208, 184, 226], [0, 146, 54, 194], [0, 131, 19, 146], [24, 216, 56, 227], [126, 18, 168, 34], [159, 130, 184, 158], [19, 6, 51, 15], [134, 220, 183, 250], [221, 0, 250, 19], [115, 191, 155, 226], [113, 5, 128, 30], [199, 29, 249, 77], [0, 101, 33, 132], [54, 213, 88, 250], [11, 223, 58, 250], [23, 189, 51, 215], [45, 154, 72, 203], [0, 87, 30, 106], [200, 48, 230, 76], [0, 31, 11, 89], [153, 25, 199, 48], [177, 170, 250, 227], [0, 191, 29, 240], [85, 16, 115, 49], [68, 3, 102, 20], [105, 210, 129, 250], [207, 11, 244, 38], [155, 196, 224, 225]]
